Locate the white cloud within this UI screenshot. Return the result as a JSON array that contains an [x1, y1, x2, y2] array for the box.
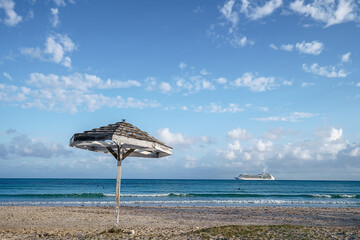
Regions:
[[145, 78, 173, 94], [0, 0, 22, 26], [301, 82, 315, 87], [230, 36, 254, 48], [219, 127, 354, 173], [200, 68, 210, 76], [233, 72, 276, 92], [28, 73, 141, 90], [159, 82, 172, 93], [27, 9, 34, 20], [21, 34, 76, 68], [220, 0, 239, 32], [51, 8, 60, 27], [356, 82, 360, 87], [0, 73, 156, 113], [53, 0, 66, 7], [295, 41, 324, 55], [264, 127, 287, 140], [209, 1, 257, 49], [227, 128, 252, 140], [157, 128, 194, 147], [281, 44, 294, 51], [144, 77, 157, 91], [0, 130, 71, 159], [184, 103, 243, 113], [185, 155, 197, 168], [256, 140, 273, 152], [245, 0, 283, 20], [179, 62, 187, 70], [253, 112, 315, 122], [200, 136, 215, 144], [290, 0, 359, 27], [269, 43, 278, 50], [174, 73, 216, 94], [341, 52, 351, 62], [3, 72, 12, 80], [282, 80, 292, 86], [350, 147, 360, 157], [274, 41, 324, 55], [302, 63, 347, 78], [221, 0, 283, 25], [208, 103, 243, 113], [328, 127, 343, 141], [217, 77, 227, 84]]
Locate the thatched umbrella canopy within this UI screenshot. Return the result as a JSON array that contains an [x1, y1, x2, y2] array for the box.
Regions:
[[69, 120, 172, 229]]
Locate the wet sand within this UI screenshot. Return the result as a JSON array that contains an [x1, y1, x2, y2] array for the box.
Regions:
[[0, 206, 359, 239]]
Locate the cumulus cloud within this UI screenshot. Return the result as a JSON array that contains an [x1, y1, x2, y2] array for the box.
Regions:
[[272, 41, 324, 55], [200, 136, 216, 144], [217, 77, 227, 84], [301, 82, 315, 87], [230, 36, 254, 47], [190, 103, 243, 113], [144, 77, 157, 91], [0, 73, 157, 113], [220, 0, 239, 32], [53, 0, 66, 7], [174, 73, 215, 94], [341, 52, 351, 63], [219, 127, 355, 176], [184, 155, 197, 169], [281, 44, 294, 51], [0, 0, 22, 26], [269, 43, 278, 50], [227, 128, 252, 140], [159, 82, 172, 93], [0, 130, 72, 159], [253, 112, 315, 122], [295, 41, 324, 55], [51, 8, 60, 27], [290, 0, 359, 27], [233, 72, 278, 92], [302, 63, 347, 78], [220, 0, 283, 27], [263, 127, 287, 140], [178, 62, 187, 70], [242, 0, 283, 20], [27, 73, 141, 90], [145, 77, 172, 94], [21, 34, 76, 68], [157, 128, 194, 148], [3, 72, 12, 80]]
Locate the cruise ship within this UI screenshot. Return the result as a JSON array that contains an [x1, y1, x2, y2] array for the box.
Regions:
[[235, 172, 275, 180]]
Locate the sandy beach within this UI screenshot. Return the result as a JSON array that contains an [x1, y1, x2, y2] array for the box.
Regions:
[[0, 206, 359, 239]]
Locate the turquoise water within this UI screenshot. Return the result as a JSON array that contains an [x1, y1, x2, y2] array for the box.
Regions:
[[0, 179, 359, 207]]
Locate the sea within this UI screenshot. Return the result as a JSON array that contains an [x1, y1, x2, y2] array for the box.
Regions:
[[0, 179, 359, 207]]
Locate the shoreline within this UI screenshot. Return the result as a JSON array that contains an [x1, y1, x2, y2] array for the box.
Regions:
[[1, 206, 359, 239]]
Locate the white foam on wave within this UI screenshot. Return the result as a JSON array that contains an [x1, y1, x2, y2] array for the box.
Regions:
[[340, 194, 356, 198], [311, 194, 332, 198], [104, 193, 172, 197], [1, 199, 358, 206]]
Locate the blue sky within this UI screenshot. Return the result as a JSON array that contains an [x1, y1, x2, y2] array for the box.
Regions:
[[0, 0, 359, 180]]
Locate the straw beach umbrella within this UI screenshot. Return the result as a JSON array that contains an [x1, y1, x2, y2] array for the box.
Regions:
[[69, 120, 172, 229]]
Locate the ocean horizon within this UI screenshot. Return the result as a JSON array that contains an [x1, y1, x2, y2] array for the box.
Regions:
[[1, 178, 359, 208]]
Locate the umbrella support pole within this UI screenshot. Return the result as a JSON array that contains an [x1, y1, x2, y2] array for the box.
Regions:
[[114, 146, 123, 230]]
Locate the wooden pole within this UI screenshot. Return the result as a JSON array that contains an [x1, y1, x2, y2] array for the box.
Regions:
[[114, 145, 123, 229]]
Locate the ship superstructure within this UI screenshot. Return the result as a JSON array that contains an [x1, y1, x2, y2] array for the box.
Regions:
[[235, 172, 275, 180]]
